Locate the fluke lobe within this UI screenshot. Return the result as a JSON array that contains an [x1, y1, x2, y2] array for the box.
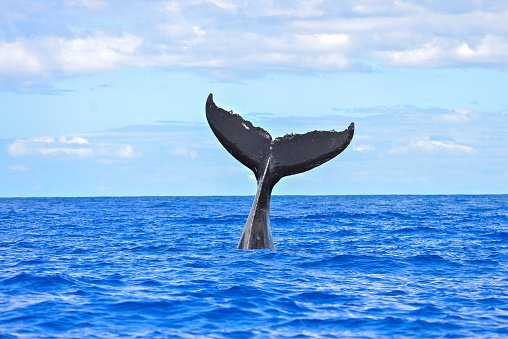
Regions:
[[206, 94, 354, 250]]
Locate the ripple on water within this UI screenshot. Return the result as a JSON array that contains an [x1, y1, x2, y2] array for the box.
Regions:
[[0, 195, 507, 337]]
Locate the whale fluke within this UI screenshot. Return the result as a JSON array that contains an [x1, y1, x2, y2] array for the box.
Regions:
[[206, 93, 354, 250]]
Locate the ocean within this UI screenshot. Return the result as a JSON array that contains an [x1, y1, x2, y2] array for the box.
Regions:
[[1, 195, 507, 338]]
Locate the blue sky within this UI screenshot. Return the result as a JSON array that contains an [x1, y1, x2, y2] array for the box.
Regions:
[[1, 0, 507, 197]]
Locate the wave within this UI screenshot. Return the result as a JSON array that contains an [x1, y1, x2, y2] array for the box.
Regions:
[[1, 195, 507, 338], [1, 272, 76, 290], [109, 300, 174, 313], [484, 231, 508, 240], [393, 226, 438, 233], [408, 254, 462, 267], [299, 254, 407, 272]]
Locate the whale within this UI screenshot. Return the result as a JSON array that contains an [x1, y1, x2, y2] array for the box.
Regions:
[[206, 94, 354, 250]]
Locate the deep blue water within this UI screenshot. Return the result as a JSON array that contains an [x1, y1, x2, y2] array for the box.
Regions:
[[1, 195, 507, 338]]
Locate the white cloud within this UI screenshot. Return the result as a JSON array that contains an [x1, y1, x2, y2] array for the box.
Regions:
[[171, 146, 198, 159], [294, 33, 350, 50], [246, 0, 326, 18], [0, 33, 142, 77], [31, 136, 56, 144], [439, 108, 471, 122], [94, 143, 136, 161], [390, 140, 474, 154], [8, 140, 29, 157], [0, 41, 43, 75], [378, 39, 447, 67], [353, 144, 375, 153], [58, 136, 90, 144], [456, 35, 508, 64], [52, 33, 143, 73], [192, 25, 206, 38], [8, 164, 29, 173], [380, 35, 508, 67], [2, 1, 508, 83], [64, 0, 107, 10], [207, 0, 237, 11], [8, 137, 93, 158], [7, 135, 135, 160], [116, 145, 135, 158], [39, 147, 93, 157], [404, 106, 474, 123]]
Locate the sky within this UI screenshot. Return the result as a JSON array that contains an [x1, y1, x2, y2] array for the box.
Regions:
[[0, 0, 507, 197]]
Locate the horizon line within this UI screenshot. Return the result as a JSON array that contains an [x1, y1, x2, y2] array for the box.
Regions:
[[0, 193, 506, 199]]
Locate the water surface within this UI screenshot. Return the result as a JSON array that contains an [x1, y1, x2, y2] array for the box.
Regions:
[[1, 195, 507, 337]]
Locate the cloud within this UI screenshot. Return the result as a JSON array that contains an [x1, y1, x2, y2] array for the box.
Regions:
[[207, 0, 237, 11], [8, 137, 93, 158], [2, 0, 508, 86], [378, 35, 508, 67], [171, 146, 198, 159], [390, 140, 474, 154], [8, 164, 29, 173], [438, 108, 471, 122], [239, 0, 326, 18], [353, 144, 375, 153], [58, 136, 90, 144], [400, 106, 474, 124], [7, 135, 134, 160], [0, 33, 142, 77], [38, 147, 94, 157], [115, 145, 135, 158], [0, 41, 43, 75], [64, 0, 107, 10], [456, 35, 508, 65]]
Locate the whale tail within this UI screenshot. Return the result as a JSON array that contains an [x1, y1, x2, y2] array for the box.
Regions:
[[206, 93, 354, 249], [206, 94, 354, 182]]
